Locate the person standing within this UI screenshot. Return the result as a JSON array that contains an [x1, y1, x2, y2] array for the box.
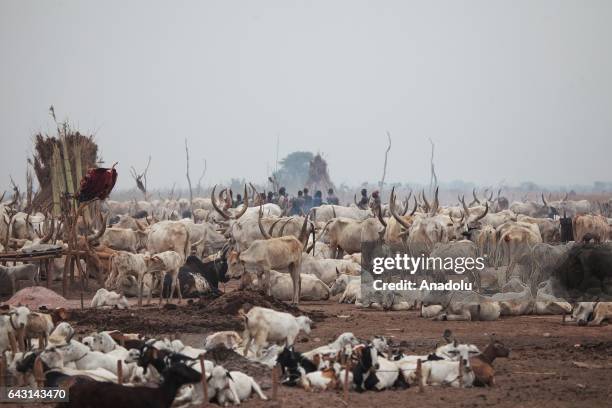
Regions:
[[326, 188, 339, 205], [303, 188, 313, 212]]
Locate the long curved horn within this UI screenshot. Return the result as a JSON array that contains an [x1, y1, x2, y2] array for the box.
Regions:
[[233, 185, 249, 219], [353, 194, 358, 206], [211, 185, 230, 220], [460, 195, 470, 219], [389, 187, 411, 231], [409, 196, 418, 216], [87, 213, 108, 243], [421, 190, 430, 213], [279, 218, 293, 236], [472, 188, 480, 204], [40, 214, 55, 243], [401, 190, 413, 215], [297, 210, 310, 247], [331, 205, 337, 219], [487, 190, 494, 201], [268, 218, 283, 237], [257, 205, 272, 240], [474, 202, 489, 222], [191, 236, 205, 249], [0, 191, 5, 203], [563, 192, 568, 201], [429, 187, 439, 216], [541, 193, 548, 207], [376, 206, 387, 228]]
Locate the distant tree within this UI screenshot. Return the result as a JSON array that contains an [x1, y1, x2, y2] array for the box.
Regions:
[[272, 151, 314, 192]]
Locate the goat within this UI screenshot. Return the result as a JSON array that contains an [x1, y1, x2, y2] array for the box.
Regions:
[[242, 306, 312, 357], [276, 345, 320, 386], [420, 342, 480, 388], [0, 264, 39, 294], [0, 306, 30, 352], [302, 332, 359, 360], [300, 363, 342, 391], [207, 365, 267, 405], [91, 288, 129, 309], [204, 331, 243, 350], [24, 312, 54, 349], [57, 363, 202, 408], [471, 339, 510, 386]]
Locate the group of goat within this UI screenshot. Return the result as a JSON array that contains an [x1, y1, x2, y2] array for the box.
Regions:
[[0, 302, 514, 407]]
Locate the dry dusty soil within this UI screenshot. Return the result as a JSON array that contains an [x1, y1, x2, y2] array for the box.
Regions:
[[3, 283, 612, 408]]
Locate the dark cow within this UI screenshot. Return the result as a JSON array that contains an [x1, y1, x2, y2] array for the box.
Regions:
[[162, 252, 230, 298]]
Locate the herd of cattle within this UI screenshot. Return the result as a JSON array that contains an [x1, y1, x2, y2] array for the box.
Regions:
[[1, 186, 611, 317], [0, 186, 611, 405]]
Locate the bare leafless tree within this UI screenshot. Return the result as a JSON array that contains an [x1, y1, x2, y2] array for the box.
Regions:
[[185, 139, 193, 209], [130, 156, 151, 200], [196, 158, 207, 195], [428, 137, 438, 194], [379, 131, 392, 196]]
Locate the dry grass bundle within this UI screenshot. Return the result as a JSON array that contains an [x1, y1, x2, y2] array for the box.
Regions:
[[30, 126, 99, 211]]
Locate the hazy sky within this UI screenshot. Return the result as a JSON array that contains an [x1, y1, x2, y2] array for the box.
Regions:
[[1, 1, 611, 192]]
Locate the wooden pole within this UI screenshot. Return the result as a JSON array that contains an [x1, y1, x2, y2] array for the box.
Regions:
[[458, 358, 464, 388], [34, 357, 45, 388], [416, 358, 424, 393], [117, 360, 123, 385], [80, 292, 84, 310], [272, 363, 279, 401], [562, 312, 566, 325], [0, 351, 6, 388], [343, 360, 350, 402], [199, 355, 208, 406]]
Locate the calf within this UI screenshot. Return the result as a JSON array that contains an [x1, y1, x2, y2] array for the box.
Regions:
[[141, 250, 183, 305]]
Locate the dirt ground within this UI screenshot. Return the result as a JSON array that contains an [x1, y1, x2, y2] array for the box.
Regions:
[[3, 283, 612, 408]]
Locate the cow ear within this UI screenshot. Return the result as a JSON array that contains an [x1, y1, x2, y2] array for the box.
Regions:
[[226, 372, 234, 381]]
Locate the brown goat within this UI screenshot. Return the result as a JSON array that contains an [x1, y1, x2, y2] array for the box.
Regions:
[[470, 340, 510, 386]]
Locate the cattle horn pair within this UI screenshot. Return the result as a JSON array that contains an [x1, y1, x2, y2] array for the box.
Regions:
[[211, 184, 249, 220], [38, 213, 55, 243], [389, 187, 413, 231]]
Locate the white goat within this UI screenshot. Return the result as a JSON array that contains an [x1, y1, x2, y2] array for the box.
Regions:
[[0, 264, 39, 295], [208, 365, 267, 405], [91, 288, 129, 309], [242, 307, 312, 357]]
